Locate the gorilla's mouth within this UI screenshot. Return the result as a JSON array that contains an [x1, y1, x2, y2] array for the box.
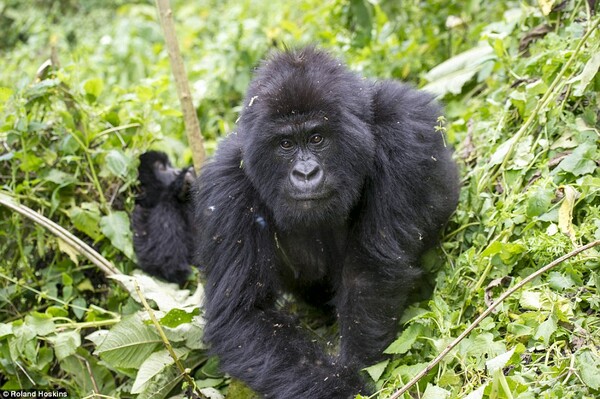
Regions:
[[289, 192, 332, 202], [289, 194, 334, 212]]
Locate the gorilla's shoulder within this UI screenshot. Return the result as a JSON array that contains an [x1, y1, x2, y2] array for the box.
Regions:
[[371, 80, 441, 126]]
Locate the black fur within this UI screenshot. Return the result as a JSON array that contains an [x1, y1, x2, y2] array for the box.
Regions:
[[132, 151, 195, 284], [194, 47, 459, 398]]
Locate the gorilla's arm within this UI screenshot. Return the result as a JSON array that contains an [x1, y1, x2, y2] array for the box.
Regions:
[[194, 135, 365, 399], [336, 81, 459, 367]]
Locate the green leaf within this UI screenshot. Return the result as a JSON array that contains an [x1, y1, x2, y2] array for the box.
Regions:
[[573, 52, 600, 96], [548, 272, 575, 290], [538, 0, 558, 15], [86, 330, 109, 347], [92, 313, 162, 369], [424, 45, 495, 96], [25, 313, 55, 336], [37, 346, 54, 370], [46, 306, 69, 318], [110, 273, 204, 312], [0, 86, 14, 103], [526, 187, 554, 218], [104, 149, 132, 179], [60, 350, 116, 394], [363, 360, 388, 382], [489, 136, 517, 167], [72, 297, 87, 320], [348, 0, 373, 44], [464, 385, 487, 399], [520, 291, 543, 310], [520, 291, 573, 319], [48, 330, 81, 361], [68, 202, 102, 241], [481, 241, 526, 264], [576, 349, 600, 390], [57, 238, 80, 265], [83, 77, 104, 99], [512, 135, 534, 168], [160, 316, 205, 348], [458, 333, 506, 359], [486, 347, 516, 373], [62, 272, 73, 286], [160, 308, 196, 328], [390, 362, 428, 382], [44, 169, 77, 185], [384, 323, 423, 355], [136, 366, 185, 399], [18, 152, 44, 172], [481, 241, 503, 258], [100, 211, 134, 259], [0, 323, 13, 339], [556, 143, 598, 176], [534, 315, 557, 344], [131, 347, 190, 393], [422, 383, 450, 399], [25, 78, 60, 100]]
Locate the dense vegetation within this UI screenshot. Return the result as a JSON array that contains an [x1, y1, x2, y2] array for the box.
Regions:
[[0, 0, 599, 398]]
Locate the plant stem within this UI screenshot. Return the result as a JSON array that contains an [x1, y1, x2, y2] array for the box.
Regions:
[[133, 281, 207, 398]]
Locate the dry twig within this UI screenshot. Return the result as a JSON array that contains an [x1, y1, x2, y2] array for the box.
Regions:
[[155, 0, 206, 172]]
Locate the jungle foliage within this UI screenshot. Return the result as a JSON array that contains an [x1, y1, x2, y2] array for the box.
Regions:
[[0, 0, 599, 398]]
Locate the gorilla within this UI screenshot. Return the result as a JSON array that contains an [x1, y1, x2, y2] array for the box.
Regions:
[[131, 151, 195, 284], [194, 47, 459, 398]]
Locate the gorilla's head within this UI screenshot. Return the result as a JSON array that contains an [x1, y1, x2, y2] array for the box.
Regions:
[[238, 48, 376, 229]]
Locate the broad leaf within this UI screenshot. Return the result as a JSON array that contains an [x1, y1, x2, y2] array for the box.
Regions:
[[131, 347, 190, 393], [48, 331, 81, 361], [422, 384, 450, 399], [100, 211, 135, 259], [363, 360, 388, 382], [110, 272, 204, 312], [384, 323, 423, 355], [92, 313, 162, 369], [423, 45, 495, 96], [576, 349, 600, 390]]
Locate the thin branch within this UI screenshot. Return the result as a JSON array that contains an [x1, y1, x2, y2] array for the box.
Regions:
[[0, 191, 120, 277], [155, 0, 206, 172], [388, 239, 600, 399], [133, 281, 207, 399]]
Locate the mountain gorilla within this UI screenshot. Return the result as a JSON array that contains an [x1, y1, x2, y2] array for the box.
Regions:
[[132, 151, 195, 284], [194, 47, 459, 398]]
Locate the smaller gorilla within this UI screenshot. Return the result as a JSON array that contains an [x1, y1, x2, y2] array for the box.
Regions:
[[131, 151, 195, 284]]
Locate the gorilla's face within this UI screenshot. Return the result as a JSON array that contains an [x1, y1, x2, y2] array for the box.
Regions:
[[243, 110, 375, 229]]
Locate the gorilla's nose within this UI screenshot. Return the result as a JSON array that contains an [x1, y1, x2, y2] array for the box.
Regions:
[[290, 159, 323, 191]]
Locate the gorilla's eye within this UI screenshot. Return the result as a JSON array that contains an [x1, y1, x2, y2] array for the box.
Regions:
[[280, 139, 294, 150], [309, 134, 323, 145]]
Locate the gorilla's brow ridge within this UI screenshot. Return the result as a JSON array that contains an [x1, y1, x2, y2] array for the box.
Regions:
[[275, 117, 324, 138]]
